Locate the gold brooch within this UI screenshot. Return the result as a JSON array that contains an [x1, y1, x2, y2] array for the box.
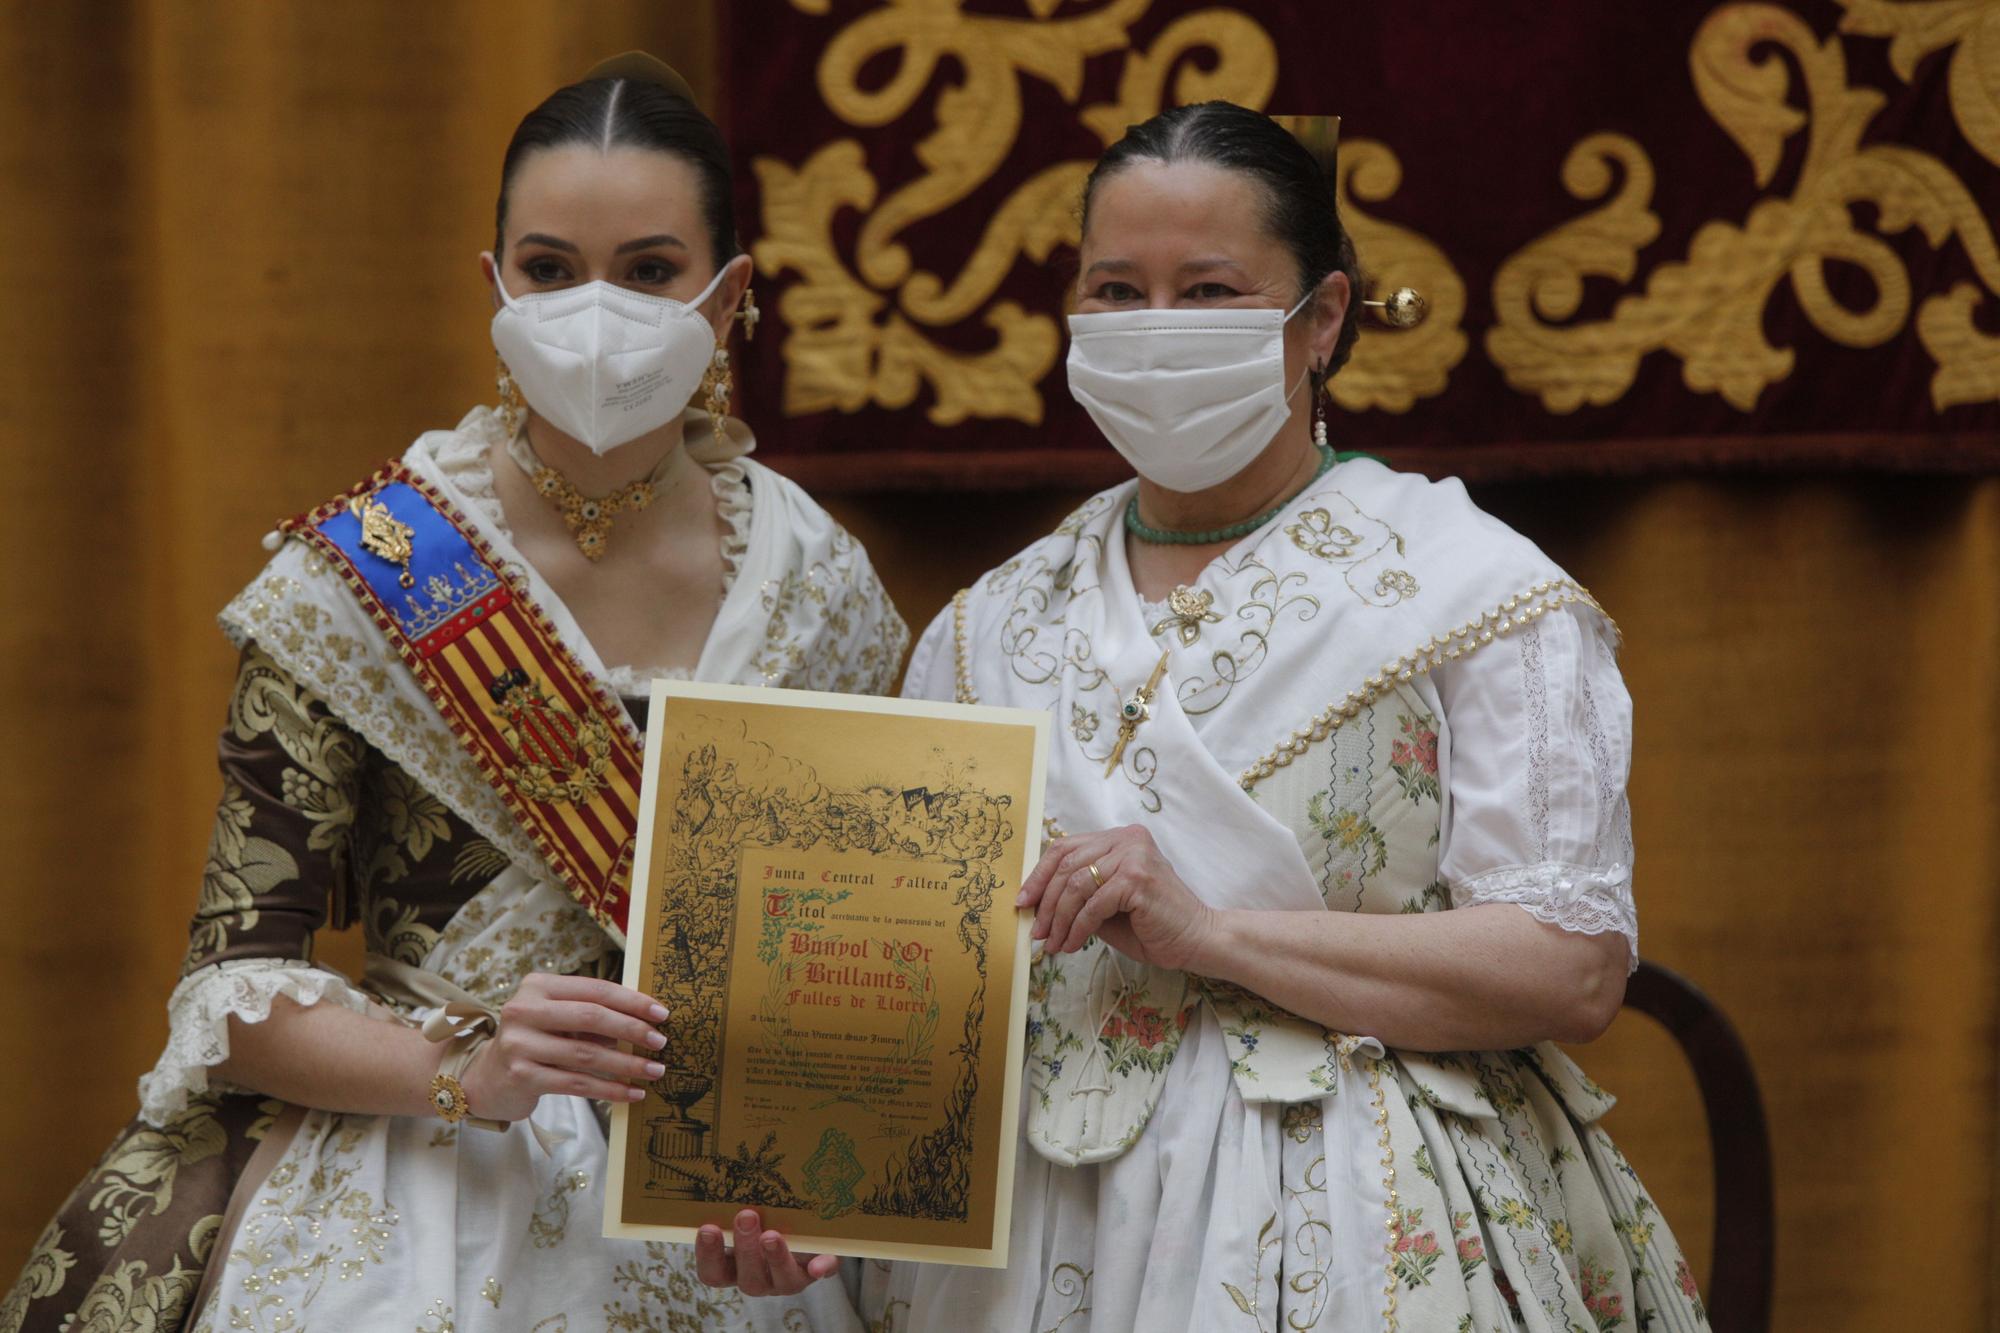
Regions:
[[1105, 652, 1171, 777], [350, 492, 417, 588], [1150, 585, 1223, 646], [429, 1071, 470, 1122]]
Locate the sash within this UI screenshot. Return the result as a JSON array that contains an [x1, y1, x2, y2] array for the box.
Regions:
[[280, 461, 643, 938]]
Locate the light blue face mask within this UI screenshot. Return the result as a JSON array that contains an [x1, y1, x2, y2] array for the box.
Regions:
[[490, 265, 730, 455], [1063, 290, 1315, 491]]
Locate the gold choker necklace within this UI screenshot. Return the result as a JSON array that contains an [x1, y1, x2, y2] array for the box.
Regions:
[[506, 433, 683, 562]]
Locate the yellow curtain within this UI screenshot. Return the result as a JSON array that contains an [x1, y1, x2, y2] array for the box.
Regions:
[[1, 7, 1994, 1330]]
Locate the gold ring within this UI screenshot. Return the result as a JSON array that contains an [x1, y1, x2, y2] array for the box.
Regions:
[[1086, 862, 1104, 888]]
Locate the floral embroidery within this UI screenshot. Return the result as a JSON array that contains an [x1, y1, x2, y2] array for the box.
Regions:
[[1095, 1000, 1192, 1078], [1452, 1213, 1486, 1278], [1220, 1213, 1279, 1321], [1578, 1257, 1627, 1330], [603, 1241, 746, 1331], [1391, 1207, 1443, 1288], [1068, 705, 1099, 744], [529, 1171, 590, 1249], [216, 1123, 399, 1331], [1390, 711, 1441, 804]]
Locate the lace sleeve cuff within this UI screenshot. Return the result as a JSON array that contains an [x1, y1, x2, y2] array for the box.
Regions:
[[136, 957, 374, 1126], [1451, 861, 1638, 973]]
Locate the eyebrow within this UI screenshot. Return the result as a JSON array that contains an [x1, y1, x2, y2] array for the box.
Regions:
[[1081, 257, 1249, 280], [512, 232, 689, 255], [614, 234, 688, 255]]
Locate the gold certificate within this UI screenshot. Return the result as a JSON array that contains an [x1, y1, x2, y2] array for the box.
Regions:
[[604, 680, 1048, 1266]]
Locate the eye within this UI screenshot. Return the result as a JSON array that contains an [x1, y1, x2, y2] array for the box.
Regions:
[[1092, 281, 1141, 303], [522, 257, 571, 286], [627, 259, 679, 287], [1185, 282, 1239, 301]]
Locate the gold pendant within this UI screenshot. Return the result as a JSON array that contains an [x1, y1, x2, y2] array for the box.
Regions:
[[1104, 652, 1170, 777], [1150, 585, 1223, 646], [349, 492, 416, 588]]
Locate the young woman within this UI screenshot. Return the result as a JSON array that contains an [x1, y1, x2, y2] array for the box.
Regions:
[[3, 55, 901, 1333], [704, 100, 1711, 1333]]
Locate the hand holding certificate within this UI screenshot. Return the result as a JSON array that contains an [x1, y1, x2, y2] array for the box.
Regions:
[[605, 681, 1048, 1267]]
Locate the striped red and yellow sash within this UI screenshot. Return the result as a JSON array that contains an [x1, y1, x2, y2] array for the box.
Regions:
[[282, 461, 641, 937]]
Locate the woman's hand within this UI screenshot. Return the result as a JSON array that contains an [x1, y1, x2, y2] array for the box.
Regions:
[[694, 1209, 841, 1295], [1018, 825, 1217, 969], [458, 973, 669, 1122]]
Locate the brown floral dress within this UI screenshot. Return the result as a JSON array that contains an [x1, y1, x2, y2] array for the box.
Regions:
[[0, 642, 627, 1333]]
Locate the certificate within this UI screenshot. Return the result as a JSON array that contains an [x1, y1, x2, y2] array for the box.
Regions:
[[604, 680, 1048, 1266]]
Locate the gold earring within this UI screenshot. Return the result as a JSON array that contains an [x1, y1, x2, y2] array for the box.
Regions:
[[702, 346, 732, 424], [496, 358, 525, 437], [736, 286, 760, 341]]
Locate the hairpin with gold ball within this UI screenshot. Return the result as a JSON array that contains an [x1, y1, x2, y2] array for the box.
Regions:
[[1270, 114, 1430, 331], [1363, 288, 1428, 328]]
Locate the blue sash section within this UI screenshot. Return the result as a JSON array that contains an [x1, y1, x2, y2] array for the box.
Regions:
[[317, 482, 502, 642]]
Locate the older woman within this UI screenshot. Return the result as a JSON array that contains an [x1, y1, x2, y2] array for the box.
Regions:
[[3, 55, 899, 1333], [705, 101, 1709, 1333]]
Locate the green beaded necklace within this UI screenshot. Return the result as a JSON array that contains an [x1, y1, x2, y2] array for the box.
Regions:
[[1124, 445, 1359, 546]]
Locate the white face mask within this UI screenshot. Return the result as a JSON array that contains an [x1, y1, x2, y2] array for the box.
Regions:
[[1065, 293, 1313, 492], [490, 265, 729, 456]]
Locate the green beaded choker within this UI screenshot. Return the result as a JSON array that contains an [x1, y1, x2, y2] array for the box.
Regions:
[[1124, 444, 1340, 546]]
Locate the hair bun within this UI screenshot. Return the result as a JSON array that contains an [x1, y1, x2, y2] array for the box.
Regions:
[[582, 51, 701, 109]]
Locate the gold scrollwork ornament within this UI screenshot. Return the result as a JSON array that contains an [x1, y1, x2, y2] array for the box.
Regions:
[[1486, 2, 2000, 413]]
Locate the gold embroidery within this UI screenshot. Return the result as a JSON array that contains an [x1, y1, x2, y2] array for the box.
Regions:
[[1842, 0, 2000, 167], [1150, 585, 1223, 646], [481, 1276, 503, 1308], [1040, 1263, 1092, 1333], [753, 1, 1278, 425], [1240, 579, 1612, 790], [1221, 1213, 1281, 1321], [489, 671, 612, 805], [1174, 561, 1323, 717], [220, 1124, 399, 1328], [1487, 3, 2000, 413], [528, 1170, 590, 1250]]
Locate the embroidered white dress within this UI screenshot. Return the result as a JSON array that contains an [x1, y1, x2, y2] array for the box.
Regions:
[[850, 460, 1708, 1333], [132, 407, 906, 1333]]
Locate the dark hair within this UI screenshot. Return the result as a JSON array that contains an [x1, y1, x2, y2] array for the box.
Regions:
[[1080, 101, 1363, 382], [495, 76, 739, 270]]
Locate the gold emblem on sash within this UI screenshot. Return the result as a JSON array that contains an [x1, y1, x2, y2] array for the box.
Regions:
[[349, 491, 417, 588], [488, 668, 612, 803]]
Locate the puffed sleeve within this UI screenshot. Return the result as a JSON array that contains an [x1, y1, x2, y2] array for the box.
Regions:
[[136, 642, 375, 1125], [901, 603, 957, 703], [1434, 604, 1638, 970]]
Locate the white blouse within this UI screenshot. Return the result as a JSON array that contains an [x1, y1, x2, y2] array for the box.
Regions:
[[910, 595, 1640, 963], [1433, 605, 1638, 961]]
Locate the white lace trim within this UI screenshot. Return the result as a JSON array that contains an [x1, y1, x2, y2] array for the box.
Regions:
[[136, 958, 373, 1127], [1452, 861, 1639, 972], [599, 662, 693, 697]]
